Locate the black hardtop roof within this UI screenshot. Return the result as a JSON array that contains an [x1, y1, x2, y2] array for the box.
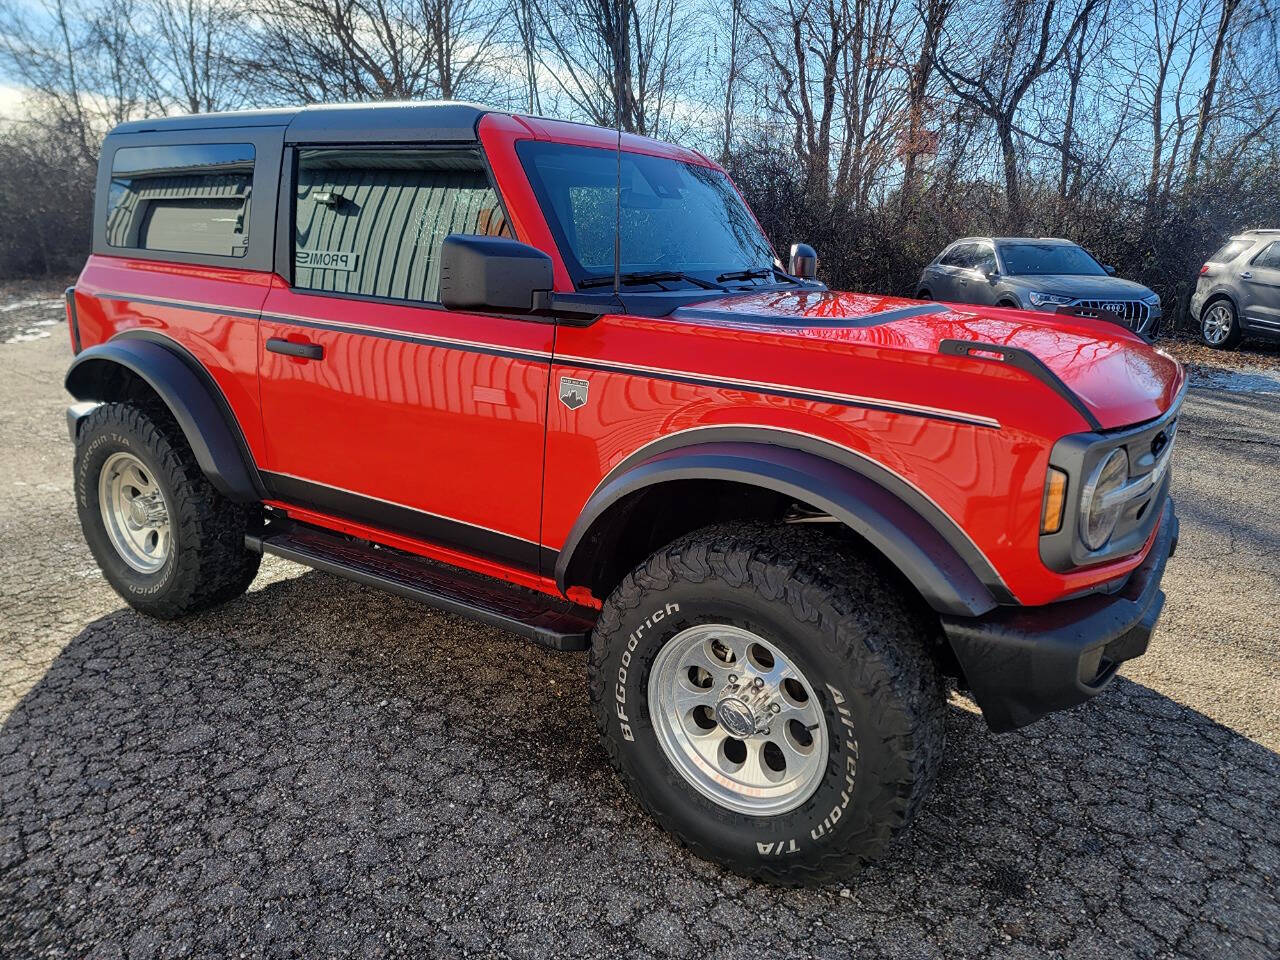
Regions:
[[108, 101, 492, 143]]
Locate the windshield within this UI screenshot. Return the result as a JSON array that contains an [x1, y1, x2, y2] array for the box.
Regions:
[[516, 141, 776, 287], [997, 242, 1106, 276]]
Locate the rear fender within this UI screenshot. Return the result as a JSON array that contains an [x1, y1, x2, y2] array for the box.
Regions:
[[65, 335, 264, 502]]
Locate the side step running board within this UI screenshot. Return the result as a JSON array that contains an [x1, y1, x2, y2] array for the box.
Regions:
[[246, 524, 596, 651]]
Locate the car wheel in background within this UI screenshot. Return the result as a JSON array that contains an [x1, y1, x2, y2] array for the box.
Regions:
[[917, 290, 932, 299], [1200, 299, 1242, 349]]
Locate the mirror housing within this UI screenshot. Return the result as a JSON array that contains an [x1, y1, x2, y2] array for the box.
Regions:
[[789, 243, 818, 279], [439, 235, 553, 313], [1103, 264, 1117, 276]]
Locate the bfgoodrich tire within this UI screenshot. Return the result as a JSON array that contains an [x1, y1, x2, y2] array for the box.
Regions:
[[588, 523, 946, 886], [74, 402, 260, 618]]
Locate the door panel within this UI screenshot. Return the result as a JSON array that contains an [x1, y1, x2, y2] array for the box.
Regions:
[[1241, 241, 1280, 330], [965, 244, 1000, 306], [934, 242, 974, 303], [257, 287, 553, 567], [257, 145, 551, 570]]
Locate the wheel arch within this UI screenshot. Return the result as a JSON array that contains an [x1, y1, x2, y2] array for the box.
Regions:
[[556, 428, 1012, 618], [65, 333, 265, 502], [1200, 290, 1237, 315]]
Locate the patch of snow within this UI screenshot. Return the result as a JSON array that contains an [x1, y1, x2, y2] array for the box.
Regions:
[[0, 298, 61, 312], [1191, 367, 1280, 395]]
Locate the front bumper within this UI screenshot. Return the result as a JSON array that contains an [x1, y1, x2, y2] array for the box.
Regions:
[[941, 499, 1178, 733]]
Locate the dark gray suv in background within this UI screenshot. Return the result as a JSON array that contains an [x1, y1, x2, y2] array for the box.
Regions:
[[917, 237, 1162, 337], [1191, 229, 1280, 349]]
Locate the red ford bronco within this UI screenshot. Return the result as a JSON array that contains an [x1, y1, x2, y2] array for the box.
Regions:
[[64, 102, 1182, 884]]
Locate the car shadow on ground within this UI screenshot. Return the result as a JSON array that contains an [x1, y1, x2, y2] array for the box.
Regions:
[[1, 569, 1277, 959]]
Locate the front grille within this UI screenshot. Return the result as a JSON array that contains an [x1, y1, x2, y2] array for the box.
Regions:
[[1070, 299, 1152, 332]]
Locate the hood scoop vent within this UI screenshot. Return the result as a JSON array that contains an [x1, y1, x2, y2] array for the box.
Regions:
[[939, 338, 1102, 431], [675, 300, 948, 329]]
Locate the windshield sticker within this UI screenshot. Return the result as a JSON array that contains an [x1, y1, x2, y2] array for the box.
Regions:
[[296, 249, 359, 272]]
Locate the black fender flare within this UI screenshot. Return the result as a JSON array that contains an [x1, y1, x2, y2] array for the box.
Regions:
[[65, 334, 265, 502], [556, 433, 1012, 618]]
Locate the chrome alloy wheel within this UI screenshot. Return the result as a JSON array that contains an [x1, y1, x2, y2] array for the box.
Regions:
[[98, 451, 170, 573], [1202, 302, 1234, 344], [648, 624, 829, 816]]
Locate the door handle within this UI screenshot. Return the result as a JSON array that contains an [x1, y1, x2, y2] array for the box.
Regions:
[[1240, 271, 1253, 280], [266, 337, 323, 360]]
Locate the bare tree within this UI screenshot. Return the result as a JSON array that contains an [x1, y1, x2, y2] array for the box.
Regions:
[[424, 0, 505, 100], [142, 0, 250, 113], [718, 0, 747, 161], [245, 0, 502, 103], [1184, 0, 1239, 179], [899, 0, 955, 209], [533, 0, 687, 136], [511, 0, 542, 113], [742, 0, 847, 198], [936, 0, 1103, 230]]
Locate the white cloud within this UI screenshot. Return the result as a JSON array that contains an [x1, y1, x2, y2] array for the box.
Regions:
[[0, 84, 29, 116]]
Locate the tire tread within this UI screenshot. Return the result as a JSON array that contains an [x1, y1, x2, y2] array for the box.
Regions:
[[588, 522, 945, 886]]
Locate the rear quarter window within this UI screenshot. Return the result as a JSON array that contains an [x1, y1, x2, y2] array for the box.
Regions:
[[105, 144, 255, 257], [1207, 238, 1253, 263]]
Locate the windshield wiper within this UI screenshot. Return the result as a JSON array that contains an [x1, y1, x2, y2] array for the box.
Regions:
[[579, 271, 724, 291], [716, 266, 803, 285]]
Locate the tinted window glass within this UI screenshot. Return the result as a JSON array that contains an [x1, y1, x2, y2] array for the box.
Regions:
[[971, 244, 996, 272], [517, 141, 775, 285], [1249, 241, 1280, 269], [106, 144, 254, 257], [942, 241, 967, 268], [1209, 238, 1252, 263], [996, 242, 1105, 276], [294, 149, 509, 302]]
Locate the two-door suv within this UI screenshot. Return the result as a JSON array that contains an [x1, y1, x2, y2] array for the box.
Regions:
[[64, 102, 1182, 885]]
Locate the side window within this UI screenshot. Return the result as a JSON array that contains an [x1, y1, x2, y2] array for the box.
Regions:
[[971, 244, 996, 273], [293, 148, 510, 303], [106, 143, 254, 257], [940, 243, 974, 267], [1249, 241, 1280, 269]]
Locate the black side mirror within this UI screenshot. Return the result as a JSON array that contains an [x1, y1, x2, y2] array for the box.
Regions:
[[1103, 264, 1117, 276], [789, 243, 818, 279], [439, 235, 553, 312]]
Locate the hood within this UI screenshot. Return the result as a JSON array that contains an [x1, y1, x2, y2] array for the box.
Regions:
[[1003, 274, 1153, 299], [671, 289, 1183, 430]]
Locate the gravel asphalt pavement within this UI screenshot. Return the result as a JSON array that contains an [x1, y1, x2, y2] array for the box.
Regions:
[[1, 290, 1277, 959]]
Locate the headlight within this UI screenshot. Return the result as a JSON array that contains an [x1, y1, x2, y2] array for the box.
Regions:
[[1028, 292, 1073, 308], [1079, 448, 1129, 550], [1143, 292, 1160, 305]]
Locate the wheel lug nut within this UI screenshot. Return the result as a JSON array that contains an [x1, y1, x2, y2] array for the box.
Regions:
[[770, 703, 780, 714], [728, 674, 738, 684], [753, 677, 764, 689]]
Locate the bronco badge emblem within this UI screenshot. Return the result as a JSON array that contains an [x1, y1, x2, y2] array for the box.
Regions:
[[559, 376, 589, 410]]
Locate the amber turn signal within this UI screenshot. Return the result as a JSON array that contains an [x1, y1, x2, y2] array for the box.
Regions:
[[1041, 467, 1068, 534]]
